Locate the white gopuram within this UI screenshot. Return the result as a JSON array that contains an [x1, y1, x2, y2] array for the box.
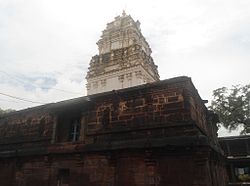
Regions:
[[86, 11, 160, 95]]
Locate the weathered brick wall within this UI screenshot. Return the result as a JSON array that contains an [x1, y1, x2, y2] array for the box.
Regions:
[[84, 78, 219, 148], [0, 77, 227, 186], [86, 81, 190, 133], [0, 148, 228, 186], [0, 159, 16, 186], [0, 108, 55, 151], [0, 77, 218, 148]]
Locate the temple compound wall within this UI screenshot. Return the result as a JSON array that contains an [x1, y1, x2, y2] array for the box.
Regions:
[[0, 77, 228, 186]]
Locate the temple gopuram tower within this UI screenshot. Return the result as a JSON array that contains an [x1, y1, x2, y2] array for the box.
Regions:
[[86, 11, 160, 95]]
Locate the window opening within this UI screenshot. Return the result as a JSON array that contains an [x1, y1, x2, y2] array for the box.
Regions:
[[70, 120, 80, 142]]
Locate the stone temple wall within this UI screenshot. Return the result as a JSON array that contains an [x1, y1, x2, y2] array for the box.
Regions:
[[0, 76, 228, 186]]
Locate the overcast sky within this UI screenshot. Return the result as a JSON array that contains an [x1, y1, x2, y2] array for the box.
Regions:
[[0, 0, 249, 136]]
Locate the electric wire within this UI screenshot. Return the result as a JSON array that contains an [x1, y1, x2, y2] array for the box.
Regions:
[[0, 70, 82, 95], [0, 92, 47, 104], [0, 98, 19, 103]]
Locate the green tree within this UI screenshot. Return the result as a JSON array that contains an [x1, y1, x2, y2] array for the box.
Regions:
[[210, 84, 250, 134], [0, 108, 15, 116]]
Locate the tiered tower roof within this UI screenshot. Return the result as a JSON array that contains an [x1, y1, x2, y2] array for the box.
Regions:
[[86, 12, 159, 95]]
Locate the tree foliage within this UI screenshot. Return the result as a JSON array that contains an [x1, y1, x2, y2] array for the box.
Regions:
[[210, 84, 250, 134], [0, 108, 15, 116]]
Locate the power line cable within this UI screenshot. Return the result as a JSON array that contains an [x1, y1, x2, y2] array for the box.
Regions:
[[0, 98, 19, 103], [0, 92, 47, 104], [0, 70, 83, 95]]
